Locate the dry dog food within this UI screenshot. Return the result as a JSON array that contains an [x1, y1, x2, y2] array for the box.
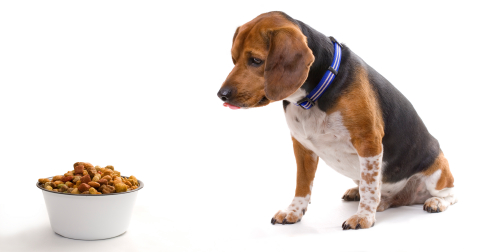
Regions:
[[38, 162, 139, 194]]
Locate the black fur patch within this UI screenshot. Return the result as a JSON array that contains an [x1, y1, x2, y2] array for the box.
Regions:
[[283, 100, 290, 112], [367, 66, 440, 182], [285, 14, 440, 183]]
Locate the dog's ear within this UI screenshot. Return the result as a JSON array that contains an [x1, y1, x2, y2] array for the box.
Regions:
[[264, 28, 314, 101], [231, 26, 241, 64], [232, 26, 240, 44]]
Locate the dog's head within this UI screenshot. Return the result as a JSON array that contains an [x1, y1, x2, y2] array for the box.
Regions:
[[217, 12, 314, 109]]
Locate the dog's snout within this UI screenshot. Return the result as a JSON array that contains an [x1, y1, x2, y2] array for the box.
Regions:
[[217, 87, 234, 102]]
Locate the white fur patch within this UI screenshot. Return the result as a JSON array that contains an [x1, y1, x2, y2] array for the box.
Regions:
[[287, 195, 311, 211], [357, 152, 383, 216], [285, 103, 360, 180], [276, 195, 311, 221], [425, 169, 458, 205], [381, 178, 408, 198]]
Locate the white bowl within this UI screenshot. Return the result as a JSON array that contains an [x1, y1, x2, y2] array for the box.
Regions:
[[37, 176, 144, 240]]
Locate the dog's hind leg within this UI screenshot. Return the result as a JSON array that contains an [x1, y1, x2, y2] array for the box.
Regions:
[[422, 152, 457, 213], [342, 180, 360, 201], [271, 137, 318, 225]]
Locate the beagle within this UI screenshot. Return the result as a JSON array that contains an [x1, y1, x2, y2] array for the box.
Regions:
[[217, 11, 456, 229]]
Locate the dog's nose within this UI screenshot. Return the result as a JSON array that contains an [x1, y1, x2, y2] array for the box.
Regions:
[[217, 87, 234, 102]]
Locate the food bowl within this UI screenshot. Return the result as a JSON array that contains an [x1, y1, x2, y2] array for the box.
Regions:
[[37, 176, 144, 240]]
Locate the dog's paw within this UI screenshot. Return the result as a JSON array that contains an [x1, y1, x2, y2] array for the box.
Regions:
[[342, 214, 375, 230], [423, 197, 448, 213], [271, 208, 305, 225], [342, 187, 360, 201], [271, 196, 309, 225]]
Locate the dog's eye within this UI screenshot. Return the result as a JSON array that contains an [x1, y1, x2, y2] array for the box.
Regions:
[[252, 58, 262, 64], [250, 57, 263, 66]]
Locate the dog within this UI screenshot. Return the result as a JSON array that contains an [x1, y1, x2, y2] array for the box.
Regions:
[[217, 11, 456, 229]]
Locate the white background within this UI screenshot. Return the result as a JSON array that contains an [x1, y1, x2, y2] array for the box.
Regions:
[[1, 1, 476, 251]]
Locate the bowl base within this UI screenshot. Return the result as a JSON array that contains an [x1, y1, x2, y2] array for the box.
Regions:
[[54, 231, 127, 241]]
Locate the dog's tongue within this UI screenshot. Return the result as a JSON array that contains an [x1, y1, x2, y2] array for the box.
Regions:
[[223, 103, 240, 110]]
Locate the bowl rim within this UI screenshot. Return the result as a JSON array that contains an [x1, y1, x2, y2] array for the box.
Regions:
[[37, 176, 144, 196]]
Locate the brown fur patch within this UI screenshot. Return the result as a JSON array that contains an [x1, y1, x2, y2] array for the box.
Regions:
[[361, 171, 378, 184], [292, 137, 319, 197], [422, 151, 454, 190], [221, 12, 313, 108], [263, 27, 314, 100], [327, 67, 384, 157], [366, 159, 380, 171]]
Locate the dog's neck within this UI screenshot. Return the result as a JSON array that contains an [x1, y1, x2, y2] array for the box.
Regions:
[[295, 20, 336, 96]]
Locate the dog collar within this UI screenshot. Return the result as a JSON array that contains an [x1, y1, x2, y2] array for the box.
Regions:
[[295, 36, 342, 110]]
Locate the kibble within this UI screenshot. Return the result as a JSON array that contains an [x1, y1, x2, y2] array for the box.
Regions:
[[92, 173, 101, 182], [103, 169, 113, 177], [58, 185, 69, 192], [52, 175, 63, 181], [98, 179, 108, 186], [114, 183, 128, 193], [64, 171, 74, 177], [87, 166, 97, 178], [81, 175, 92, 184], [88, 182, 100, 188], [102, 185, 115, 194], [72, 176, 82, 183], [38, 178, 50, 183], [78, 183, 91, 193], [61, 176, 73, 182], [38, 162, 140, 195], [74, 163, 84, 175], [89, 187, 99, 194]]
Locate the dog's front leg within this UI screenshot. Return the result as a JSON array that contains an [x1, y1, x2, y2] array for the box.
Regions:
[[342, 141, 383, 230], [271, 137, 318, 225]]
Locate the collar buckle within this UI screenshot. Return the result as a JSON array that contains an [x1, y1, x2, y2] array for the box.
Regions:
[[328, 66, 338, 76]]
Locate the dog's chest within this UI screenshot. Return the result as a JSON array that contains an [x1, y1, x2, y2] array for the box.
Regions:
[[285, 105, 360, 180]]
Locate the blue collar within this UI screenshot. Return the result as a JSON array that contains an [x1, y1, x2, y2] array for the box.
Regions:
[[295, 36, 342, 110]]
